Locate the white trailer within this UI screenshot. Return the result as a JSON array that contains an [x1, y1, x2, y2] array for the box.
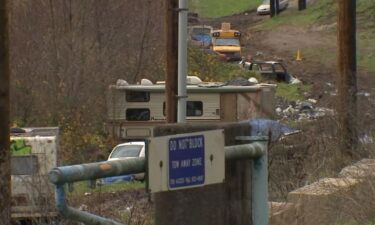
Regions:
[[11, 127, 59, 223], [107, 79, 276, 140]]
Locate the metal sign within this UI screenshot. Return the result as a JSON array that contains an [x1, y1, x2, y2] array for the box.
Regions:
[[148, 129, 225, 193], [168, 135, 205, 188]]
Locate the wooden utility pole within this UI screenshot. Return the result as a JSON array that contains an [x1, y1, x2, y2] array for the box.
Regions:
[[337, 0, 357, 157], [0, 0, 11, 224], [165, 0, 178, 123]]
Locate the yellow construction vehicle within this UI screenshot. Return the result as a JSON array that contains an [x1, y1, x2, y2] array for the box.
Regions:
[[211, 23, 242, 61]]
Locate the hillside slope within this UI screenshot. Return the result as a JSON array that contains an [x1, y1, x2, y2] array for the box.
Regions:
[[190, 0, 262, 18]]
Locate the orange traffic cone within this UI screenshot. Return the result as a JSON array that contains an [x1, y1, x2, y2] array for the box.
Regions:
[[296, 49, 302, 61]]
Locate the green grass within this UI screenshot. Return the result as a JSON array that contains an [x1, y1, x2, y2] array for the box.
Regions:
[[190, 0, 262, 18], [256, 0, 375, 73], [68, 181, 145, 196], [358, 30, 375, 71], [334, 219, 375, 225], [258, 0, 375, 30], [276, 83, 312, 101], [188, 48, 262, 81], [257, 0, 335, 30]]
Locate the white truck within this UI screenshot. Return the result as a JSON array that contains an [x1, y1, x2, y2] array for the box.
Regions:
[[11, 127, 59, 224]]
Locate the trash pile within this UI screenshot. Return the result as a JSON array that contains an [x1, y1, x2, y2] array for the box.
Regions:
[[276, 99, 335, 121]]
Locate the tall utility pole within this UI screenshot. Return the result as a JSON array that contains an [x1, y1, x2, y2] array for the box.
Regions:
[[337, 0, 357, 157], [177, 0, 187, 123], [0, 0, 11, 224], [165, 0, 178, 123]]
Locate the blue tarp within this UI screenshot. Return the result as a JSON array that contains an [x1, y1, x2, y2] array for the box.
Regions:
[[191, 34, 212, 45], [100, 175, 134, 184], [250, 119, 300, 142]]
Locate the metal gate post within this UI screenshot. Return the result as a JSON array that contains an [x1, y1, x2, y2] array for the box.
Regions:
[[252, 150, 268, 225], [235, 136, 269, 225]]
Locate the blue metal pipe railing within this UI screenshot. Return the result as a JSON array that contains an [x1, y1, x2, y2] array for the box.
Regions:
[[49, 141, 268, 225], [55, 184, 124, 225], [49, 157, 145, 184], [49, 158, 145, 225]]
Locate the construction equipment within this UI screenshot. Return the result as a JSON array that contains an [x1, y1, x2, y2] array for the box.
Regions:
[[211, 23, 242, 61]]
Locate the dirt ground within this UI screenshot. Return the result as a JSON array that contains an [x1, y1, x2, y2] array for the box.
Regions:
[[203, 2, 375, 133], [65, 188, 152, 225], [199, 0, 375, 198]]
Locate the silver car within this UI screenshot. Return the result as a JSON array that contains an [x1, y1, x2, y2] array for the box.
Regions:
[[257, 0, 289, 15], [108, 141, 146, 181]]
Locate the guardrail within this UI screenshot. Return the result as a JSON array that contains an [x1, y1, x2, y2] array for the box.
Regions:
[[49, 138, 268, 225]]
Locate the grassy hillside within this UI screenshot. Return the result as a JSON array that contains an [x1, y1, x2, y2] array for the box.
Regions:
[[256, 0, 375, 72], [190, 0, 262, 18], [258, 0, 375, 29]]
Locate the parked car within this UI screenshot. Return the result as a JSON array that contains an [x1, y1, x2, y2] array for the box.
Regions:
[[104, 142, 146, 182], [108, 141, 145, 160], [240, 60, 300, 83], [188, 25, 213, 48], [257, 0, 289, 15]]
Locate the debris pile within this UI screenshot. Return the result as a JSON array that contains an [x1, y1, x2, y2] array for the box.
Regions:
[[276, 99, 334, 121]]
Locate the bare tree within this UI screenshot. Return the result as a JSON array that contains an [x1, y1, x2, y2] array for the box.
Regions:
[[10, 0, 165, 162]]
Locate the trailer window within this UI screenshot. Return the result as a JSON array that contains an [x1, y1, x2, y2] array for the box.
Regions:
[[187, 101, 203, 116], [126, 108, 150, 121], [163, 101, 203, 117], [126, 91, 150, 102], [11, 156, 39, 175]]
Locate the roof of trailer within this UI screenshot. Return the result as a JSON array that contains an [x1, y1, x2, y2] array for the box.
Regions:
[[10, 127, 59, 137], [110, 83, 275, 93]]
